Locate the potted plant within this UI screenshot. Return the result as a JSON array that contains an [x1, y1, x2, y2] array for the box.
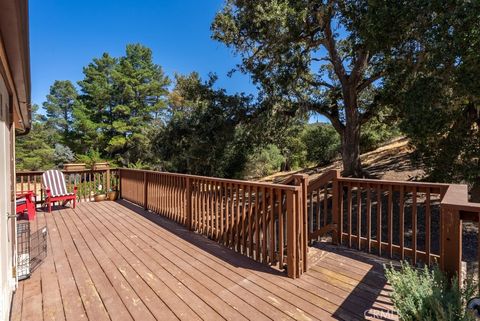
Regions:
[[93, 162, 109, 170], [63, 163, 86, 171], [94, 184, 107, 202], [77, 149, 106, 170], [107, 186, 119, 201]]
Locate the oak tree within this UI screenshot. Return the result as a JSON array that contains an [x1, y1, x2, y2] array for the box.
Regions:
[[212, 1, 422, 176]]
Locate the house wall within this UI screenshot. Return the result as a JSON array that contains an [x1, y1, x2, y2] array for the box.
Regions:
[[0, 1, 30, 318], [0, 73, 15, 321]]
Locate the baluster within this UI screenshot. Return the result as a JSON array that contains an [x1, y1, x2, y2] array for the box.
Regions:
[[357, 184, 362, 250], [269, 187, 274, 264], [388, 185, 393, 258], [366, 183, 372, 253], [412, 187, 418, 265], [426, 189, 431, 265], [262, 186, 267, 263], [377, 184, 382, 256], [278, 189, 285, 269], [347, 183, 352, 248], [399, 186, 405, 260]]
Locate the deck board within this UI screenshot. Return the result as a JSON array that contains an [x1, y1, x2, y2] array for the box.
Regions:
[[11, 201, 397, 321]]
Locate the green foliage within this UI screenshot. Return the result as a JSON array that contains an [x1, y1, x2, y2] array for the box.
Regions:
[[76, 44, 170, 165], [382, 1, 480, 185], [153, 73, 253, 178], [302, 124, 340, 165], [43, 80, 79, 145], [127, 160, 150, 170], [360, 113, 401, 153], [53, 144, 75, 167], [243, 145, 285, 178], [274, 124, 307, 171], [211, 0, 431, 176], [76, 149, 104, 169], [16, 105, 56, 171], [385, 262, 476, 321]]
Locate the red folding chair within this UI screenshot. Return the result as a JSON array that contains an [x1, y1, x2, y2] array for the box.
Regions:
[[42, 170, 77, 212]]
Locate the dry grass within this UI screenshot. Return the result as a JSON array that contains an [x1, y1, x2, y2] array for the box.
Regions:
[[259, 137, 425, 183]]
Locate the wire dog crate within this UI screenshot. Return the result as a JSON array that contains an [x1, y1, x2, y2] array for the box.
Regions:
[[17, 221, 48, 280]]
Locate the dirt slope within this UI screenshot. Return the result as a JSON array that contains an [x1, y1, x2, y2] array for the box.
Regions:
[[259, 137, 425, 183]]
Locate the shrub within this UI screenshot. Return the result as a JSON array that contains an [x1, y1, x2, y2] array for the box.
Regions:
[[53, 144, 75, 167], [360, 114, 401, 153], [76, 149, 103, 169], [302, 124, 340, 165], [384, 262, 477, 321], [243, 144, 285, 178]]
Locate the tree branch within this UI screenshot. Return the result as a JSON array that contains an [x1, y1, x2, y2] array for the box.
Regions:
[[357, 71, 384, 92], [302, 77, 336, 89], [321, 10, 348, 86], [350, 49, 370, 85], [309, 101, 345, 133]]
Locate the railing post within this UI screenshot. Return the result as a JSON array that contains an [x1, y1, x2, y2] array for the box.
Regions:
[[293, 174, 308, 275], [185, 177, 192, 230], [143, 171, 148, 210], [118, 169, 122, 199], [106, 168, 111, 192], [286, 189, 297, 278], [440, 205, 462, 283], [332, 170, 341, 245]]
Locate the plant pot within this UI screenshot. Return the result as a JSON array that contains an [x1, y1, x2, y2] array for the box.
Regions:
[[63, 163, 86, 171], [94, 194, 107, 202], [107, 191, 119, 201], [93, 162, 110, 170]]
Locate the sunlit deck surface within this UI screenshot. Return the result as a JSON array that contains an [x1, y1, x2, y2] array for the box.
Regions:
[[11, 201, 396, 321]]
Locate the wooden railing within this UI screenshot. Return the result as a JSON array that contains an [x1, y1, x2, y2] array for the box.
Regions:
[[307, 170, 340, 244], [440, 184, 480, 282], [119, 169, 308, 278], [335, 177, 449, 266], [16, 168, 119, 204], [307, 170, 480, 283], [16, 167, 480, 281]]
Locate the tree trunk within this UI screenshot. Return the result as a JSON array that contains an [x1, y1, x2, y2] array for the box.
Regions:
[[341, 121, 363, 177], [340, 89, 363, 177]]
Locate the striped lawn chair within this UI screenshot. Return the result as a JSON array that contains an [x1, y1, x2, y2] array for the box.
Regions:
[[42, 170, 77, 212]]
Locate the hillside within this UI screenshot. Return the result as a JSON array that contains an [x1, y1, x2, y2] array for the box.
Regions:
[[259, 137, 426, 183]]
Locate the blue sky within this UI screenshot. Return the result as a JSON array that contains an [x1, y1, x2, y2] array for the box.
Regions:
[[29, 0, 327, 122]]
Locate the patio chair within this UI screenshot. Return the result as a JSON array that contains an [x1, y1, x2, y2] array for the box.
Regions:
[[42, 170, 77, 212]]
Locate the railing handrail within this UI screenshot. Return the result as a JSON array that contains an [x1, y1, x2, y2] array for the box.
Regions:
[[119, 168, 301, 191], [337, 176, 450, 189], [307, 170, 339, 192], [441, 184, 480, 213], [16, 168, 118, 175]]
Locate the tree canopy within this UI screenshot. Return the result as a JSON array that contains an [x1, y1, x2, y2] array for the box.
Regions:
[[153, 72, 254, 177], [76, 44, 170, 164], [211, 0, 432, 176], [382, 1, 480, 186]]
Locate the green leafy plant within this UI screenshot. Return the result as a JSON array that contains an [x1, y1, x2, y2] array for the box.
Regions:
[[76, 149, 103, 169], [385, 262, 477, 321], [301, 124, 341, 166], [243, 144, 285, 178], [94, 183, 106, 196]]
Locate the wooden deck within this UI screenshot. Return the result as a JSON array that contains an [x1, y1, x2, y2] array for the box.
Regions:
[[10, 201, 397, 321]]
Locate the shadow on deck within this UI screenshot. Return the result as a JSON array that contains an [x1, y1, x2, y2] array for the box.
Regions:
[[11, 201, 397, 321]]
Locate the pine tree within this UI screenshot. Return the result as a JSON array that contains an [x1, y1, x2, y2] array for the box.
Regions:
[[43, 80, 79, 146]]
